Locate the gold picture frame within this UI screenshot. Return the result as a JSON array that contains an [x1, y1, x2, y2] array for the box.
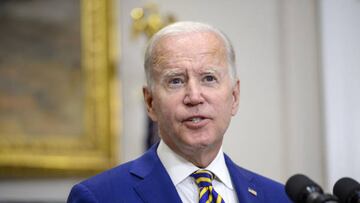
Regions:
[[0, 0, 119, 177]]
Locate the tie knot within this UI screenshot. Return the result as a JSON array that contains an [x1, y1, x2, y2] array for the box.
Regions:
[[191, 169, 215, 188]]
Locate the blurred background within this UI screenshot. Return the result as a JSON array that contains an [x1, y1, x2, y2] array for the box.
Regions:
[[0, 0, 359, 202]]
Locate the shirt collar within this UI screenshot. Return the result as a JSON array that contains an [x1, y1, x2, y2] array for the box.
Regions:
[[157, 140, 234, 189]]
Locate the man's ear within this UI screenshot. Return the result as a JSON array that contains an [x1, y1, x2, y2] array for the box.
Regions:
[[143, 86, 158, 121], [231, 79, 240, 116]]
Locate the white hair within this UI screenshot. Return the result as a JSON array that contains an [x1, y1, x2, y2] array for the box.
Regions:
[[144, 21, 237, 88]]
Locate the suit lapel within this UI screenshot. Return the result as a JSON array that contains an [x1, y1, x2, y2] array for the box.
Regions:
[[225, 154, 264, 203], [130, 145, 266, 203], [130, 144, 182, 203]]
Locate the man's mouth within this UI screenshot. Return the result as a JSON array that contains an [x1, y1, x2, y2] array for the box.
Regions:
[[189, 117, 204, 123], [182, 116, 210, 129]]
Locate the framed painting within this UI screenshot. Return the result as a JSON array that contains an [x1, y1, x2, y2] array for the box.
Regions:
[[0, 0, 119, 177]]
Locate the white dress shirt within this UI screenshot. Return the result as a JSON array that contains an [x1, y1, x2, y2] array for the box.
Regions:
[[157, 140, 238, 203]]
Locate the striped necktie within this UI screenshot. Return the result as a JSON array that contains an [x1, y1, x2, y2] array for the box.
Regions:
[[191, 169, 225, 203]]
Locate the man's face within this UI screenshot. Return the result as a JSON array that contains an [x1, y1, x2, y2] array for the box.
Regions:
[[144, 31, 240, 158]]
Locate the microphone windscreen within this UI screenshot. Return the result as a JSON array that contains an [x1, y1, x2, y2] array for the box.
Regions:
[[285, 174, 323, 202], [333, 177, 360, 203]]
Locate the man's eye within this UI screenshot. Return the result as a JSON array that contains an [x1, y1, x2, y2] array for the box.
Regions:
[[168, 78, 184, 87], [170, 78, 183, 84], [203, 75, 217, 83]]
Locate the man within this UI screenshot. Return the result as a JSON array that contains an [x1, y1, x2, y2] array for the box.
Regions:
[[68, 21, 291, 203]]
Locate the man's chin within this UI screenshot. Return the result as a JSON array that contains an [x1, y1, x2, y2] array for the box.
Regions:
[[182, 139, 218, 151]]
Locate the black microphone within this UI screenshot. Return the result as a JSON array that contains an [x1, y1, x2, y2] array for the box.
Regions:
[[333, 177, 360, 203], [286, 174, 339, 203]]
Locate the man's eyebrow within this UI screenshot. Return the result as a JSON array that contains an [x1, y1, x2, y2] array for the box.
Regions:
[[201, 67, 221, 74], [161, 69, 184, 78]]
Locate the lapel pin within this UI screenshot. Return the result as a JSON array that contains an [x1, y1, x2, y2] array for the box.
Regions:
[[248, 187, 257, 196]]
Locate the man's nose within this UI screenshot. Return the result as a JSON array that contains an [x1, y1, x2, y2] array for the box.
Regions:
[[183, 80, 204, 106]]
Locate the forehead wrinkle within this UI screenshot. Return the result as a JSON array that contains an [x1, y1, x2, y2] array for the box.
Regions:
[[164, 50, 225, 69], [153, 53, 193, 69], [151, 33, 228, 77], [154, 44, 224, 66], [196, 48, 227, 65], [154, 56, 226, 78]]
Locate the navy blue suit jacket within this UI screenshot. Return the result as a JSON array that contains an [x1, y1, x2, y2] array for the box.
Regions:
[[68, 144, 291, 203]]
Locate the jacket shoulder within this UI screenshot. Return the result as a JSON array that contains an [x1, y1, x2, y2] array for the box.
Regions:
[[68, 145, 160, 203], [225, 154, 291, 203], [68, 160, 141, 203]]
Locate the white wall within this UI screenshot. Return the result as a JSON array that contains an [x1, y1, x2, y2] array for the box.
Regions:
[[0, 0, 326, 201], [320, 0, 360, 190]]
